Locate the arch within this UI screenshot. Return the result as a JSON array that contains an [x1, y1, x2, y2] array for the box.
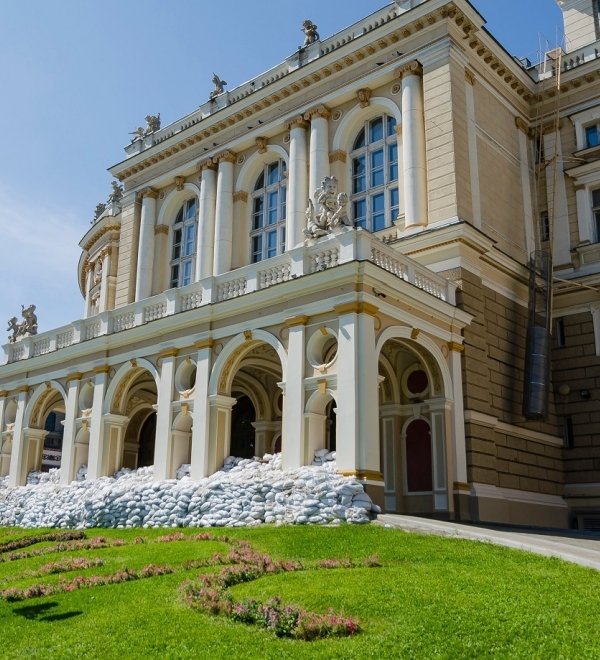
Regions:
[[378, 352, 401, 404], [402, 416, 433, 493], [230, 371, 271, 421], [23, 381, 67, 429], [332, 97, 402, 152], [375, 326, 452, 397], [208, 330, 287, 397], [156, 183, 202, 227], [103, 359, 160, 414], [235, 146, 289, 193], [305, 388, 337, 415]]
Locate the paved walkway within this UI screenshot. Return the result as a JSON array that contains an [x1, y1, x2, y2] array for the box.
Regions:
[[376, 514, 600, 571]]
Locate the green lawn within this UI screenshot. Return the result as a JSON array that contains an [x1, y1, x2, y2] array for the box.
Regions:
[[0, 524, 598, 659]]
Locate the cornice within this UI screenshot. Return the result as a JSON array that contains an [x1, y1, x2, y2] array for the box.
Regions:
[[81, 223, 121, 253]]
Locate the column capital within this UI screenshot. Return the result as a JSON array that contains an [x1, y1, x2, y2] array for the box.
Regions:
[[284, 116, 310, 131], [448, 341, 465, 353], [515, 117, 529, 134], [158, 348, 179, 359], [66, 372, 83, 383], [233, 191, 249, 204], [93, 365, 111, 375], [394, 60, 423, 79], [285, 314, 310, 327], [303, 104, 331, 121], [154, 223, 169, 235], [140, 187, 159, 199], [17, 385, 30, 394], [0, 390, 8, 398], [213, 150, 236, 165], [198, 158, 218, 172]]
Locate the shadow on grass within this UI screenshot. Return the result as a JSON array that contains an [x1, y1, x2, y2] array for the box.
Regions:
[[13, 602, 82, 622]]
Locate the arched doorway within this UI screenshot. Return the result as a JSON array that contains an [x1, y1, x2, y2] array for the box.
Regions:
[[230, 395, 256, 458], [138, 412, 156, 467], [378, 337, 448, 516], [42, 411, 65, 472]]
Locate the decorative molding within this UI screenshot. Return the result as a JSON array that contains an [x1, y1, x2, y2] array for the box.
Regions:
[[453, 481, 470, 492], [447, 341, 464, 352], [334, 301, 379, 317], [255, 137, 268, 154], [356, 88, 372, 108], [198, 158, 217, 172], [154, 224, 169, 236], [303, 104, 331, 121], [195, 338, 214, 350], [174, 176, 185, 191], [284, 116, 309, 131], [285, 315, 310, 327], [233, 191, 249, 204], [464, 69, 476, 86], [66, 372, 83, 382], [158, 348, 178, 359], [213, 150, 236, 164], [17, 385, 30, 394], [93, 365, 111, 375], [394, 60, 422, 79], [515, 117, 529, 134], [82, 223, 121, 252], [329, 149, 347, 164], [0, 390, 7, 398], [410, 328, 420, 340], [243, 330, 253, 341], [338, 469, 384, 482]]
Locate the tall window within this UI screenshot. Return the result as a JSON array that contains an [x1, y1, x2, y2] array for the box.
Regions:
[[250, 160, 287, 263], [351, 115, 399, 232], [592, 189, 600, 242], [170, 197, 198, 288]]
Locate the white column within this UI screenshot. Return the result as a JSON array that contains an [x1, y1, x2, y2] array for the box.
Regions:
[[304, 105, 331, 202], [213, 151, 236, 276], [153, 350, 177, 480], [449, 344, 468, 487], [334, 303, 380, 477], [281, 316, 307, 469], [86, 366, 109, 480], [0, 394, 10, 477], [543, 129, 571, 266], [60, 375, 81, 484], [196, 161, 218, 279], [399, 61, 427, 228], [135, 187, 158, 301], [207, 395, 236, 474], [191, 340, 213, 479], [98, 248, 112, 313], [83, 264, 93, 318], [285, 117, 309, 249], [516, 118, 534, 256], [7, 388, 29, 486]]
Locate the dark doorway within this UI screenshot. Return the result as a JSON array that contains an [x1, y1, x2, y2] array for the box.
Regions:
[[326, 400, 336, 451], [405, 419, 432, 492], [230, 395, 256, 458], [138, 412, 156, 467], [42, 412, 65, 471]]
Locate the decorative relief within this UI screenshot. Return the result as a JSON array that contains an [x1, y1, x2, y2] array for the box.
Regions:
[[154, 224, 169, 236], [213, 150, 236, 164], [301, 19, 319, 46], [198, 158, 218, 172], [356, 88, 372, 108], [210, 73, 227, 99], [331, 109, 342, 121], [391, 83, 401, 95], [464, 69, 476, 86], [255, 137, 268, 154], [7, 304, 38, 344], [129, 114, 161, 142], [515, 117, 529, 134], [174, 176, 185, 191], [140, 187, 159, 199], [237, 154, 246, 165], [233, 191, 249, 204], [303, 105, 331, 121], [394, 60, 422, 79], [328, 150, 347, 164], [304, 176, 351, 239]]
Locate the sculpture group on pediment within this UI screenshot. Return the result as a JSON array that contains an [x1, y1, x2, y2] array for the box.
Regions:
[[301, 19, 319, 46], [6, 305, 38, 343], [304, 176, 351, 239], [93, 203, 106, 222], [129, 114, 161, 142], [108, 180, 123, 205], [210, 73, 227, 99]]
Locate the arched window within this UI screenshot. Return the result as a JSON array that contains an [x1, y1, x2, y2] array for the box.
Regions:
[[250, 160, 286, 263], [350, 115, 399, 232], [170, 197, 198, 288]]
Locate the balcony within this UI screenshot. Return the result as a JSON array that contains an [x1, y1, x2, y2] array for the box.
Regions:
[[2, 229, 455, 365]]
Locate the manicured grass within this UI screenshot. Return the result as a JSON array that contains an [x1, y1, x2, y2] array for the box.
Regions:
[[0, 524, 599, 658]]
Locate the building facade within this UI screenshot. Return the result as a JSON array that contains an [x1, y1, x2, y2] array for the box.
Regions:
[[1, 0, 599, 529]]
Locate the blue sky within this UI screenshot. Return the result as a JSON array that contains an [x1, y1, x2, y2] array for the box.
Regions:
[[0, 0, 564, 336]]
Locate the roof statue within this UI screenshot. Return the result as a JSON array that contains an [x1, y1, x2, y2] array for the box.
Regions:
[[129, 114, 161, 142], [93, 202, 106, 223], [7, 304, 38, 343], [108, 180, 124, 205], [301, 20, 319, 47], [210, 73, 227, 99], [304, 176, 351, 239]]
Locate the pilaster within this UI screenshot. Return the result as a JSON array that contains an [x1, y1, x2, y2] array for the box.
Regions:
[[153, 350, 177, 480], [213, 151, 236, 275], [197, 160, 218, 279], [285, 117, 310, 250], [190, 340, 213, 479], [135, 187, 159, 301]]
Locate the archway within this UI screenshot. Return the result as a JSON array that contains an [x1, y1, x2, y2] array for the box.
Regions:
[[378, 336, 448, 515], [304, 389, 338, 464], [42, 411, 65, 472], [230, 395, 256, 458]]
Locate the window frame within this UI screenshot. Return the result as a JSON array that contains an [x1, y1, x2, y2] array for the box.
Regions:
[[169, 197, 198, 288], [349, 114, 399, 233], [249, 159, 287, 264]]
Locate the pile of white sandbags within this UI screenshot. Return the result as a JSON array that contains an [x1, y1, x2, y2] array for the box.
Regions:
[[311, 448, 336, 467], [0, 454, 379, 529]]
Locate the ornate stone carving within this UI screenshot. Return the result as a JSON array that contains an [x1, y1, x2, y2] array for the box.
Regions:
[[304, 176, 351, 239], [198, 158, 217, 172], [213, 150, 236, 164], [394, 60, 423, 79], [93, 258, 103, 285], [174, 176, 186, 191], [329, 150, 347, 164], [255, 137, 268, 154], [284, 116, 309, 131], [303, 105, 331, 121], [357, 88, 372, 108], [233, 191, 249, 203], [515, 117, 529, 134], [301, 19, 319, 46], [140, 187, 159, 199], [108, 180, 124, 204], [464, 69, 476, 86], [7, 305, 38, 343], [93, 203, 106, 222], [129, 114, 161, 141], [210, 73, 227, 99], [154, 224, 169, 236]]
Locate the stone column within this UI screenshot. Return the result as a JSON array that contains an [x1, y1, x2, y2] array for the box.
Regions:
[[86, 366, 110, 480], [251, 421, 281, 456], [60, 373, 82, 484], [190, 339, 213, 479], [334, 303, 381, 479], [8, 387, 29, 487], [135, 187, 158, 301], [285, 117, 310, 249], [397, 61, 427, 228], [98, 248, 112, 313], [207, 395, 236, 474], [197, 160, 218, 279], [213, 151, 236, 276], [83, 263, 93, 318], [281, 315, 308, 469], [304, 411, 327, 463], [304, 105, 331, 202], [153, 349, 177, 480]]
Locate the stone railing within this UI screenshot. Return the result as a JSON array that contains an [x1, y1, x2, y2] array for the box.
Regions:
[[2, 229, 455, 364]]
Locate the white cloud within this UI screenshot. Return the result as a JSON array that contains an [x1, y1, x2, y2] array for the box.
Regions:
[[0, 185, 83, 336]]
